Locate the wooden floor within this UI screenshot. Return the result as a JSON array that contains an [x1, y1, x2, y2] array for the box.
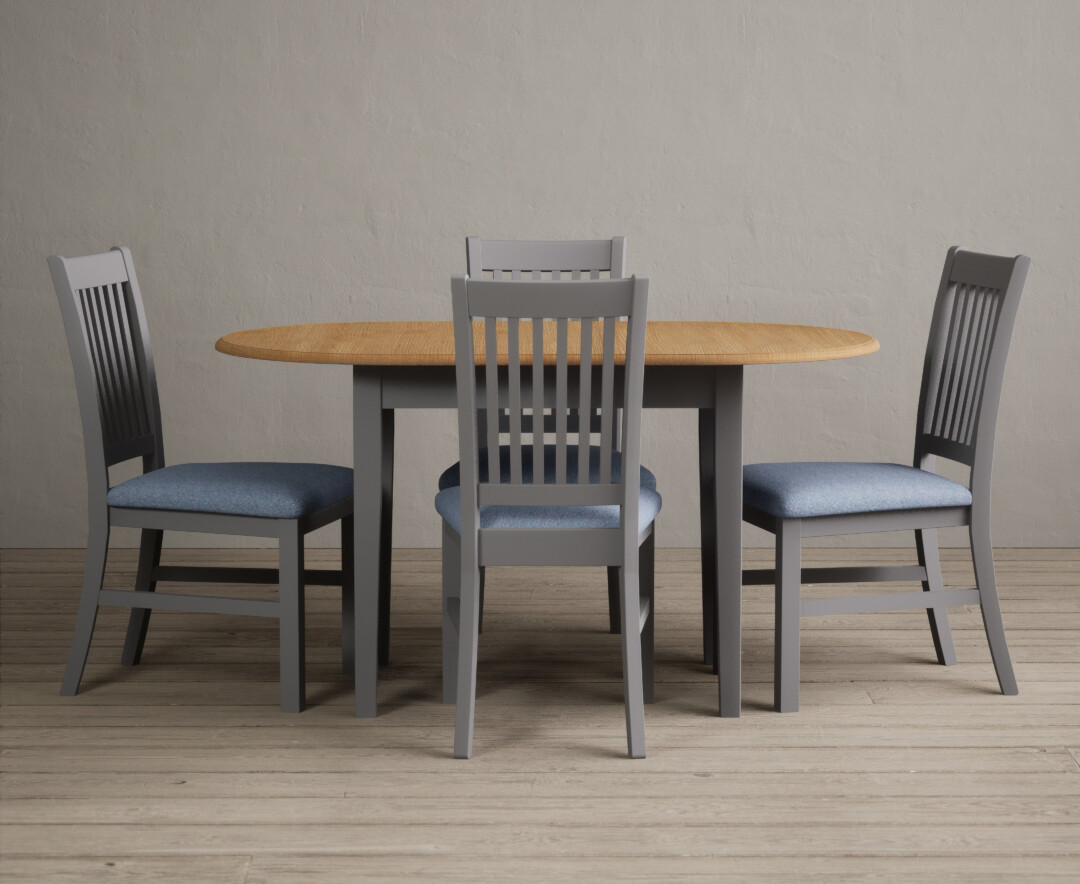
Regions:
[[1, 547, 1077, 882]]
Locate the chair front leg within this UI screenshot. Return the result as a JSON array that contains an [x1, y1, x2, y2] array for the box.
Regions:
[[442, 523, 461, 704], [279, 524, 306, 713], [640, 531, 655, 704], [774, 519, 801, 713], [61, 520, 110, 696], [619, 551, 647, 758], [453, 543, 482, 759], [121, 528, 163, 666], [915, 528, 957, 666], [970, 519, 1018, 695]]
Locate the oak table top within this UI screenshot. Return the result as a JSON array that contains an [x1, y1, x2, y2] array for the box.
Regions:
[[215, 320, 879, 367]]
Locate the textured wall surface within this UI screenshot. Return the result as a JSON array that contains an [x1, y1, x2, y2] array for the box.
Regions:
[[2, 0, 1078, 548]]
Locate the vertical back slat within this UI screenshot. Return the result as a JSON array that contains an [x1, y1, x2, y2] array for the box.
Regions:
[[484, 317, 500, 484], [507, 318, 523, 484], [577, 318, 593, 483], [930, 286, 964, 437], [532, 318, 544, 484], [101, 282, 139, 441], [111, 282, 150, 437], [941, 285, 977, 442], [555, 317, 569, 483], [962, 294, 1003, 445], [85, 287, 124, 444], [947, 286, 988, 443], [94, 285, 124, 440], [937, 284, 969, 441], [76, 290, 107, 438], [599, 317, 616, 483]]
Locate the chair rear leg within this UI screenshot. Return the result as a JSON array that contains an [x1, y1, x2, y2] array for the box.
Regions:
[[454, 549, 482, 759], [62, 521, 110, 696], [915, 528, 957, 666], [606, 566, 621, 633], [442, 523, 461, 704], [619, 557, 647, 758], [477, 566, 486, 634], [640, 531, 656, 704], [970, 522, 1018, 695], [341, 516, 355, 675], [121, 528, 163, 666], [774, 519, 801, 713], [278, 525, 306, 713]]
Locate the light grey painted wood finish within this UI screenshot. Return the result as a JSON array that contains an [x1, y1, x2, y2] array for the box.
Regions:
[[440, 274, 655, 758], [740, 248, 1030, 711], [49, 248, 354, 713]]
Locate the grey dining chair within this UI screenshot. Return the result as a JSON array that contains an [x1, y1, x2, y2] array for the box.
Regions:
[[49, 247, 354, 712], [739, 247, 1029, 711], [438, 237, 656, 635], [438, 274, 658, 758]]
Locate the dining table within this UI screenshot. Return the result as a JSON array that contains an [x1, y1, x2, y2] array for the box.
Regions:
[[216, 319, 879, 718]]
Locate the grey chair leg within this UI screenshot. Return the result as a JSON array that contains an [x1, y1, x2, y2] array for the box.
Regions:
[[915, 528, 957, 666], [477, 566, 486, 634], [442, 523, 461, 705], [606, 566, 621, 633], [970, 521, 1018, 695], [278, 524, 306, 713], [640, 531, 655, 704], [121, 528, 163, 666], [61, 521, 110, 696], [774, 519, 801, 713], [453, 548, 482, 759], [619, 553, 647, 758], [341, 516, 355, 675]]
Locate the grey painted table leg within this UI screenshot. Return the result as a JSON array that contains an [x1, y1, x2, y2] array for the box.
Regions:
[[352, 368, 386, 717], [378, 407, 395, 666], [698, 410, 718, 671], [713, 366, 743, 718]]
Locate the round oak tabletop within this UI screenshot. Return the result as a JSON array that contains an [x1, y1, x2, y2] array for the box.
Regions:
[[216, 321, 879, 367]]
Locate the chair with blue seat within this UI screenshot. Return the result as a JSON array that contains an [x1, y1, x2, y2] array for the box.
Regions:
[[439, 273, 658, 758], [439, 237, 654, 635], [740, 247, 1029, 711], [49, 247, 354, 712]]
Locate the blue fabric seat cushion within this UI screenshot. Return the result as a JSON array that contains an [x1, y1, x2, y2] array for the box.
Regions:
[[743, 462, 972, 520], [107, 462, 353, 519], [435, 485, 662, 536], [438, 445, 657, 491]]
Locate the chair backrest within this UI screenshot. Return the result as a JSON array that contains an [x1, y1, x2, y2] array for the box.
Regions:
[[49, 247, 164, 506], [466, 237, 628, 440], [914, 247, 1030, 495], [466, 236, 627, 280], [451, 275, 649, 540]]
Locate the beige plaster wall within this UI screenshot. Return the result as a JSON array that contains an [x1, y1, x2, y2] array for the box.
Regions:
[[2, 0, 1078, 549]]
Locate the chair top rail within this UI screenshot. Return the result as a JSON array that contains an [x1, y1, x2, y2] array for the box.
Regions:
[[467, 237, 625, 275]]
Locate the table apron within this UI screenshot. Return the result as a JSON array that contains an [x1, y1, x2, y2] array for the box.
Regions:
[[368, 365, 726, 410]]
